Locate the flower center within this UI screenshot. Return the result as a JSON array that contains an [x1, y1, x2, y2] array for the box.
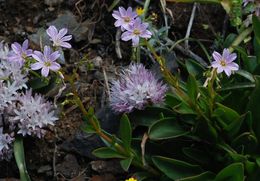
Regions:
[[44, 61, 51, 67], [133, 29, 141, 35], [124, 17, 131, 23], [21, 52, 27, 59], [220, 60, 226, 66]]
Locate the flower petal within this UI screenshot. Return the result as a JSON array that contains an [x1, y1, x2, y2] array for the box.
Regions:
[[216, 66, 224, 73], [121, 31, 133, 41], [11, 42, 22, 54], [119, 7, 126, 16], [132, 36, 140, 46], [224, 68, 232, 77], [41, 67, 50, 77], [60, 42, 71, 48], [226, 53, 237, 63], [58, 28, 68, 38], [61, 35, 72, 41], [43, 46, 51, 57], [112, 10, 121, 19], [228, 62, 239, 71], [49, 62, 61, 71], [46, 25, 58, 38], [49, 51, 60, 61], [31, 62, 43, 70], [32, 53, 43, 63], [212, 51, 222, 62], [22, 39, 29, 50]]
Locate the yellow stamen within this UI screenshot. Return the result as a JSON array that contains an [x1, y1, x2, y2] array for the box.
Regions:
[[220, 60, 226, 66], [44, 61, 51, 67], [133, 29, 140, 35], [124, 17, 131, 23], [126, 178, 137, 181], [136, 7, 144, 16]]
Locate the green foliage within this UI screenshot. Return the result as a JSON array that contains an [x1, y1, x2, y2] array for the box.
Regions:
[[119, 114, 132, 150], [148, 117, 188, 140], [14, 137, 31, 181], [152, 156, 203, 180], [92, 147, 126, 159], [83, 2, 260, 180], [214, 163, 244, 181]]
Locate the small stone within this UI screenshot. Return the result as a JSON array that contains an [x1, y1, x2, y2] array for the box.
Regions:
[[37, 165, 52, 173], [44, 0, 63, 6], [56, 154, 80, 178], [60, 106, 120, 159], [91, 160, 125, 174]]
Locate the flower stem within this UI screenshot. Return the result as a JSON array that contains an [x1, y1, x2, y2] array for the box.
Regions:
[[14, 137, 31, 181], [66, 74, 160, 176], [67, 75, 127, 155]]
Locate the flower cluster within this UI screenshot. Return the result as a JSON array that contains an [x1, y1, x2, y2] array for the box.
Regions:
[[110, 63, 167, 113], [11, 89, 58, 138], [243, 0, 260, 17], [112, 7, 152, 46], [211, 49, 239, 77], [0, 26, 68, 160], [7, 26, 71, 77]]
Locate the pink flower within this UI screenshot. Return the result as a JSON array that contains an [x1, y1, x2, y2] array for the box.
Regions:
[[211, 49, 239, 77], [31, 46, 61, 77], [121, 18, 152, 46], [46, 25, 72, 48], [8, 39, 32, 66], [112, 7, 138, 31]]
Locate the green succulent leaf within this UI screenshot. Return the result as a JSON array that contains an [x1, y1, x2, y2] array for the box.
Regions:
[[214, 163, 244, 181], [186, 74, 199, 103], [129, 106, 175, 126], [179, 172, 215, 181], [92, 147, 125, 159], [120, 157, 133, 171], [119, 114, 132, 150], [148, 117, 188, 140], [14, 137, 31, 181], [152, 156, 203, 180]]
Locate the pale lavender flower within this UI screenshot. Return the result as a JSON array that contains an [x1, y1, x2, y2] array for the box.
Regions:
[[12, 89, 58, 138], [0, 128, 14, 161], [31, 46, 61, 77], [0, 82, 19, 111], [121, 18, 152, 46], [7, 39, 32, 66], [0, 60, 28, 89], [112, 7, 138, 31], [211, 49, 239, 77], [110, 63, 167, 113], [46, 25, 72, 48]]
